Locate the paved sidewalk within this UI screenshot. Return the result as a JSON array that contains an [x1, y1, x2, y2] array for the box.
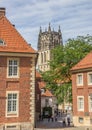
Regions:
[[35, 113, 92, 130]]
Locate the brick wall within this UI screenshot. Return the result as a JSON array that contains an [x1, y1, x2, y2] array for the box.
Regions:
[[72, 71, 92, 116], [0, 56, 32, 123]]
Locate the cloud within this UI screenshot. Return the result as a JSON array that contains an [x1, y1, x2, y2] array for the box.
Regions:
[[0, 0, 92, 49]]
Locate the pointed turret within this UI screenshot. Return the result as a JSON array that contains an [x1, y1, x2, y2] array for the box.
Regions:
[[39, 26, 42, 34], [48, 23, 51, 32], [58, 25, 61, 33]]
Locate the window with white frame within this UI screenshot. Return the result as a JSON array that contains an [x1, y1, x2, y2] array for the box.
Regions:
[[77, 96, 84, 111], [45, 99, 49, 107], [6, 92, 19, 117], [89, 96, 92, 112], [79, 117, 84, 123], [41, 88, 45, 94], [77, 74, 83, 86], [7, 58, 19, 78], [88, 72, 92, 85]]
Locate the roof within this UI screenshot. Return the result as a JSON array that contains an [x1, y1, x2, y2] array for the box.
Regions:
[[36, 71, 42, 78], [38, 82, 46, 89], [71, 51, 92, 71], [36, 71, 45, 89], [42, 89, 54, 97], [0, 16, 36, 54]]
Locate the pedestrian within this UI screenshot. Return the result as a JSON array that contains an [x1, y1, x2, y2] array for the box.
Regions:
[[67, 116, 70, 126], [55, 116, 57, 122], [48, 115, 50, 122], [51, 115, 54, 122], [63, 118, 66, 127], [39, 114, 41, 121], [59, 111, 61, 117]]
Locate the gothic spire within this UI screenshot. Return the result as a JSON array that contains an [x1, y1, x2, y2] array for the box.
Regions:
[[48, 23, 51, 32], [58, 25, 61, 33], [39, 26, 42, 34]]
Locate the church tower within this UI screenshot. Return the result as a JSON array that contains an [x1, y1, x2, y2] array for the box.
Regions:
[[37, 24, 63, 72]]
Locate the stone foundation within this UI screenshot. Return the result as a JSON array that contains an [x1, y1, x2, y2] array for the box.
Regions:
[[0, 122, 34, 130], [73, 116, 92, 126]]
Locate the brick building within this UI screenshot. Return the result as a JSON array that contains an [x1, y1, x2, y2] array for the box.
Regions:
[[0, 8, 37, 130], [71, 52, 92, 126], [35, 71, 41, 121], [35, 71, 57, 117]]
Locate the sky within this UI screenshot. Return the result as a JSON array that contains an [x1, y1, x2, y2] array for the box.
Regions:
[[0, 0, 92, 50]]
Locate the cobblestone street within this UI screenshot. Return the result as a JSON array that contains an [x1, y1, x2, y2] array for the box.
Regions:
[[35, 113, 92, 130]]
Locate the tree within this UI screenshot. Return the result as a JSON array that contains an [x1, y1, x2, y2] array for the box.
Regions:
[[41, 35, 92, 105]]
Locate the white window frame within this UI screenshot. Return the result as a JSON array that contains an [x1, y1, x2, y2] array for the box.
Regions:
[[41, 88, 45, 94], [77, 73, 83, 86], [77, 96, 84, 111], [88, 95, 92, 112], [88, 72, 92, 85], [6, 91, 19, 117], [7, 58, 19, 78], [45, 98, 49, 107], [78, 117, 84, 123]]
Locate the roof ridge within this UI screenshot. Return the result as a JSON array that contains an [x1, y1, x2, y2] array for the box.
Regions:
[[0, 16, 36, 53], [71, 51, 92, 71]]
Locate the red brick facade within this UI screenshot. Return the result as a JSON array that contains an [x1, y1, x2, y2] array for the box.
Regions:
[[35, 71, 41, 120], [0, 57, 32, 123], [0, 8, 37, 129], [71, 52, 92, 126]]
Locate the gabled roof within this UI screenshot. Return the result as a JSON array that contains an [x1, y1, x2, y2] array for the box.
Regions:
[[0, 15, 36, 53], [36, 71, 54, 97], [36, 71, 42, 78], [71, 51, 92, 71], [42, 89, 54, 97]]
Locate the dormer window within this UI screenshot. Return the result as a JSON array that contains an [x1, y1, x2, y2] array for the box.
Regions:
[[0, 39, 5, 46], [41, 88, 45, 94]]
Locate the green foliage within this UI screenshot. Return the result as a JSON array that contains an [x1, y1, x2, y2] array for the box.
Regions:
[[42, 35, 92, 105]]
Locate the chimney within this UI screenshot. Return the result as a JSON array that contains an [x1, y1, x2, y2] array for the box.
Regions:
[[0, 8, 6, 17]]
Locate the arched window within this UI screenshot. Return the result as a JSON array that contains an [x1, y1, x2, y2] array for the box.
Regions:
[[41, 53, 43, 63], [44, 52, 46, 62]]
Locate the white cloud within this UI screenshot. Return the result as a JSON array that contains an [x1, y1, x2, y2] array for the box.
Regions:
[[0, 0, 92, 49]]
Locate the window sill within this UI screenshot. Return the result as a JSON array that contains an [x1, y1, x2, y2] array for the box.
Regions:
[[6, 113, 18, 118], [6, 78, 19, 82], [77, 86, 84, 89]]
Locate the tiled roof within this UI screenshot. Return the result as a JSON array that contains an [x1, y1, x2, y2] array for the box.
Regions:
[[42, 89, 54, 97], [38, 82, 45, 89], [71, 51, 92, 71], [36, 71, 42, 78], [0, 16, 36, 53], [36, 71, 54, 97]]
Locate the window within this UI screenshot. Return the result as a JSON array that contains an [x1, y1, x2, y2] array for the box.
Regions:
[[77, 74, 83, 86], [41, 88, 45, 94], [44, 52, 46, 62], [88, 72, 92, 85], [0, 39, 5, 46], [77, 96, 84, 111], [41, 53, 43, 63], [7, 58, 19, 78], [45, 99, 49, 107], [89, 96, 92, 112], [6, 92, 19, 117], [79, 117, 84, 123]]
